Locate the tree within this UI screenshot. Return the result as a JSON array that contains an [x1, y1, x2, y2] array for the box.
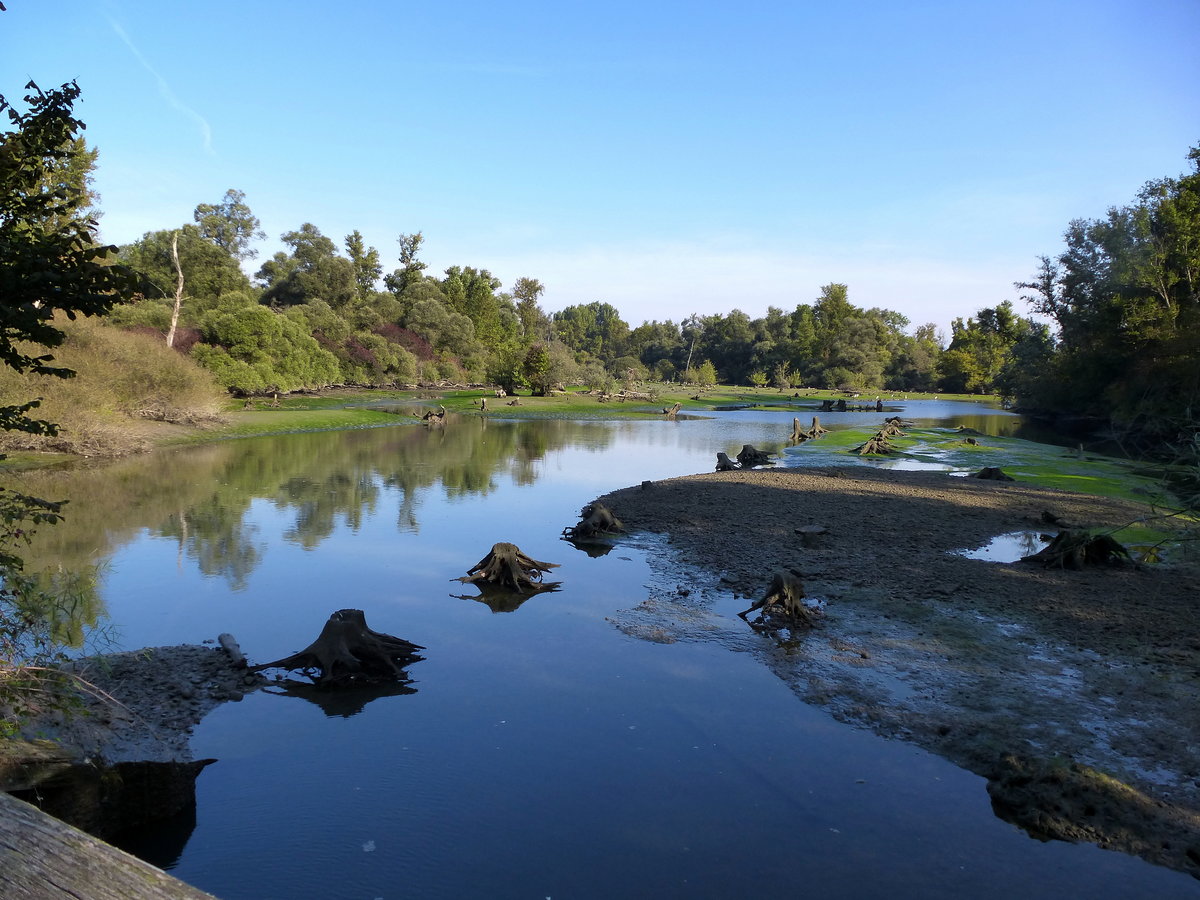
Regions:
[[512, 276, 549, 340], [193, 300, 340, 393], [120, 224, 251, 315], [193, 188, 264, 261], [0, 80, 135, 429], [344, 230, 382, 302], [554, 302, 630, 364], [1017, 146, 1200, 431], [0, 80, 135, 730], [383, 232, 427, 299], [258, 223, 356, 308]]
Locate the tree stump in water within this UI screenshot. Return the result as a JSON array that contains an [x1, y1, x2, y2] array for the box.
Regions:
[[737, 444, 773, 468], [421, 406, 446, 425], [737, 569, 818, 625], [716, 451, 739, 471], [562, 503, 624, 541], [252, 609, 424, 687], [663, 402, 682, 419], [458, 542, 560, 593], [851, 432, 894, 455]]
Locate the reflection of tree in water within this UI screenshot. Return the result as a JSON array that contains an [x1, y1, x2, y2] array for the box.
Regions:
[[453, 581, 562, 613], [161, 495, 263, 591], [262, 677, 418, 718], [5, 419, 616, 616]]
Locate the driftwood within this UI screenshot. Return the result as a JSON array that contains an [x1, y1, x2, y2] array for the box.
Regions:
[[663, 402, 682, 419], [457, 542, 560, 593], [562, 503, 623, 541], [736, 444, 774, 468], [252, 609, 424, 687], [1022, 530, 1133, 569], [421, 406, 446, 425], [716, 451, 739, 471], [737, 569, 818, 625]]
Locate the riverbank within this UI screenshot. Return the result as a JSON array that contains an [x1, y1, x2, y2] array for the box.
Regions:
[[599, 465, 1200, 878]]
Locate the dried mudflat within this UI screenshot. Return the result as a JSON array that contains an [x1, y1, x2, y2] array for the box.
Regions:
[[600, 465, 1200, 879]]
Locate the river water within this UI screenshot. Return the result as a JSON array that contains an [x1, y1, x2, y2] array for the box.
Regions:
[[14, 401, 1199, 898]]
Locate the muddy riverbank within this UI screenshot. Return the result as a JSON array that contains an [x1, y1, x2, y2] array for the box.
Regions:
[[599, 465, 1200, 878]]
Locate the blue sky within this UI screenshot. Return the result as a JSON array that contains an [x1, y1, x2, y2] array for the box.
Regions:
[[3, 0, 1197, 336]]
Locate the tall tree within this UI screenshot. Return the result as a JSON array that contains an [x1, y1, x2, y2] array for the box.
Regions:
[[383, 231, 428, 298], [258, 223, 356, 308], [0, 81, 135, 430], [193, 188, 265, 261], [1017, 146, 1200, 428], [512, 276, 549, 340], [344, 230, 382, 302]]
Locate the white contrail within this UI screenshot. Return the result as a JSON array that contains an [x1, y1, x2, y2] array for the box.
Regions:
[[109, 19, 214, 154]]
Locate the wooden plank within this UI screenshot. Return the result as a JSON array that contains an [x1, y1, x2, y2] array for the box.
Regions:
[[0, 791, 217, 899]]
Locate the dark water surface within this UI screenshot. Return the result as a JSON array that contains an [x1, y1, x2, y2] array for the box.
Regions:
[[19, 402, 1199, 898]]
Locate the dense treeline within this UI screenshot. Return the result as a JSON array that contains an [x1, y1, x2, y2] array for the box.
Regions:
[[7, 80, 1199, 449], [109, 188, 1040, 398], [1013, 149, 1199, 444]]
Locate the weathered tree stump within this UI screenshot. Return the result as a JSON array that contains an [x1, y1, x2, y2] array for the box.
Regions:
[[663, 402, 682, 419], [252, 609, 424, 686], [421, 406, 446, 425], [789, 417, 807, 443], [506, 398, 521, 406], [737, 569, 818, 625], [457, 542, 560, 593], [852, 432, 894, 455], [737, 444, 774, 467], [1021, 530, 1132, 569], [562, 503, 623, 541], [716, 451, 739, 471], [807, 416, 828, 438]]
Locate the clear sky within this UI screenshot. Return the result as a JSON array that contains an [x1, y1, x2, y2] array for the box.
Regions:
[[3, 0, 1197, 336]]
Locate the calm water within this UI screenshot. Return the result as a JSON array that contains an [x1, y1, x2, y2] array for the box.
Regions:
[[14, 401, 1198, 898]]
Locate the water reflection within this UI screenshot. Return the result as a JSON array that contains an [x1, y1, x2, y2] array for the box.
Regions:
[[957, 531, 1050, 562], [261, 678, 418, 718], [6, 419, 616, 602]]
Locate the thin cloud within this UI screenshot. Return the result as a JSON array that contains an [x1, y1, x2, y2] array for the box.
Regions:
[[110, 20, 214, 154]]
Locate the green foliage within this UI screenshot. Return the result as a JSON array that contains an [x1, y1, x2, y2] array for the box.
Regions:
[[258, 223, 357, 308], [553, 302, 630, 363], [0, 80, 135, 427], [195, 300, 340, 393], [344, 230, 382, 302], [120, 223, 252, 312], [1017, 147, 1200, 438], [0, 80, 137, 731], [192, 188, 265, 261]]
